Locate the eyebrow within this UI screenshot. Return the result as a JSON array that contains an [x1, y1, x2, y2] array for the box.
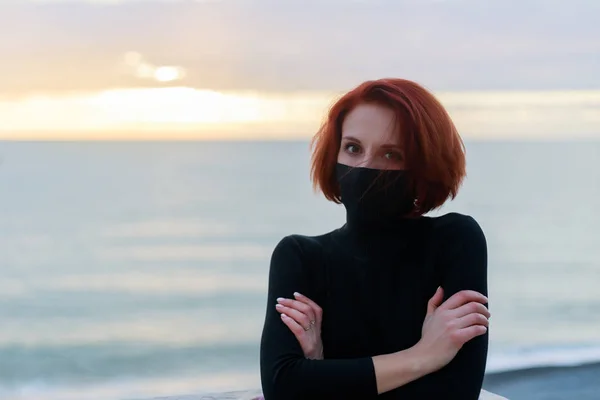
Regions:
[[342, 136, 402, 149]]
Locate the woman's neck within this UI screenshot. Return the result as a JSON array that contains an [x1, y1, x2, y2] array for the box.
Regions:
[[343, 208, 423, 236]]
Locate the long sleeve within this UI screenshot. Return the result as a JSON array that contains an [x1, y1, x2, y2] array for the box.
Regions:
[[422, 214, 490, 399], [259, 235, 378, 400]]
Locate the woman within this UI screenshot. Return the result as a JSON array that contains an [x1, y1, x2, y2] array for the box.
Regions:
[[259, 78, 490, 399]]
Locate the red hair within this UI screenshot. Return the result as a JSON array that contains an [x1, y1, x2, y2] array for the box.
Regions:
[[310, 78, 466, 215]]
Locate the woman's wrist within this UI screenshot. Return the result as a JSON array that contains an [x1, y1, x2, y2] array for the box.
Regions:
[[371, 345, 435, 394], [406, 341, 440, 375]]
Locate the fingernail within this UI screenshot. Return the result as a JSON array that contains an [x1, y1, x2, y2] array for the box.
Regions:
[[276, 297, 284, 302], [293, 292, 302, 297], [281, 313, 287, 319], [275, 304, 283, 309]]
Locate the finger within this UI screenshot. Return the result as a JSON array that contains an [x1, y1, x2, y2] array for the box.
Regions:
[[426, 286, 444, 315], [293, 292, 323, 323], [456, 312, 490, 330], [439, 290, 488, 312], [452, 325, 488, 345], [280, 313, 308, 338], [276, 304, 312, 330], [278, 297, 315, 319], [452, 302, 491, 319], [277, 297, 316, 323]]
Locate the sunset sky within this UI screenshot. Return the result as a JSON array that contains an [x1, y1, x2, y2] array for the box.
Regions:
[[1, 0, 599, 139]]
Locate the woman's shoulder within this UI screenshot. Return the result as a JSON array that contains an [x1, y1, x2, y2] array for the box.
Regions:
[[271, 230, 337, 257], [268, 232, 335, 286], [429, 212, 486, 244]]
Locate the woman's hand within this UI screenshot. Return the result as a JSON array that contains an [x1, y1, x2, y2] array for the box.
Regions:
[[275, 292, 324, 360], [414, 287, 490, 372]]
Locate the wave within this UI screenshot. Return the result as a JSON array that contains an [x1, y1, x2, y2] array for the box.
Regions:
[[4, 343, 600, 400], [486, 343, 600, 374], [0, 371, 259, 400], [0, 342, 258, 387]]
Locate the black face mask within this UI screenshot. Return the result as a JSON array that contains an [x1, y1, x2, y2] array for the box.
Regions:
[[335, 163, 416, 228]]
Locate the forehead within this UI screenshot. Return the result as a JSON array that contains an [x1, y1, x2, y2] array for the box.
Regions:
[[341, 102, 400, 144]]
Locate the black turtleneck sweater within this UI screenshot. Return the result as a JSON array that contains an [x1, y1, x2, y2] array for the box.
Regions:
[[259, 212, 489, 400]]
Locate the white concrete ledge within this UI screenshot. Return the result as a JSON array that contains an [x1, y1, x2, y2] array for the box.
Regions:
[[481, 389, 509, 399], [136, 391, 263, 400], [136, 388, 507, 400]]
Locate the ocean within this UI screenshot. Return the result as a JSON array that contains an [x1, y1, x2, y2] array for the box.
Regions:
[[0, 140, 599, 400]]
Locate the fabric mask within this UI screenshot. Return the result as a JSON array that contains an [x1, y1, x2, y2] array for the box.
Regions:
[[335, 163, 416, 228]]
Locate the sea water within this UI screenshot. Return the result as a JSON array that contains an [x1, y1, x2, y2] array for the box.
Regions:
[[0, 140, 599, 400]]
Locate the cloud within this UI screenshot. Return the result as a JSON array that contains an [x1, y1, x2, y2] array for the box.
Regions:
[[122, 51, 187, 82], [0, 0, 599, 97]]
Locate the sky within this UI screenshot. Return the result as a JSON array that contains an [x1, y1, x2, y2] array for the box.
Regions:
[[1, 0, 599, 139]]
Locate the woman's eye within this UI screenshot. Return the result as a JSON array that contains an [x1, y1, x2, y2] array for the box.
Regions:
[[384, 151, 401, 160], [346, 144, 360, 154]]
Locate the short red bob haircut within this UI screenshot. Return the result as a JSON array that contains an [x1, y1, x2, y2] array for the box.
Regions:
[[310, 78, 466, 216]]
